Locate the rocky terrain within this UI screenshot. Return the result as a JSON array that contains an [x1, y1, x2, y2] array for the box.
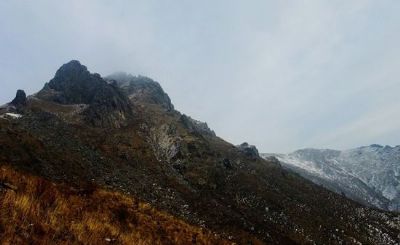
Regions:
[[36, 61, 133, 128], [262, 145, 400, 212], [0, 165, 229, 244], [1, 60, 400, 244]]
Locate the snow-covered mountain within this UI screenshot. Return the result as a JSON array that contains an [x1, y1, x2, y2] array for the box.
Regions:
[[262, 144, 400, 211]]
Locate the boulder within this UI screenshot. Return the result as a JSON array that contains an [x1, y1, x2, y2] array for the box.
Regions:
[[222, 158, 233, 169]]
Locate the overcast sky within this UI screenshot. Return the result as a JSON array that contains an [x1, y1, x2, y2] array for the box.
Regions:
[[1, 1, 400, 153]]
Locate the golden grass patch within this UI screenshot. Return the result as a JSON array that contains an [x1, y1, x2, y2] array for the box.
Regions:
[[0, 165, 230, 245]]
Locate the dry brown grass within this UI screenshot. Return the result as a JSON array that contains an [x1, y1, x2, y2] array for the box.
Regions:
[[0, 165, 230, 245]]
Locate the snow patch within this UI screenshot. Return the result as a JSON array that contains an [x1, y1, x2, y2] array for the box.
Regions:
[[263, 146, 400, 211], [1, 113, 23, 119], [276, 155, 329, 178], [382, 186, 398, 200]]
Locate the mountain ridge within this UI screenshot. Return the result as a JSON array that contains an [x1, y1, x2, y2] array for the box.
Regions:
[[262, 145, 400, 211], [1, 60, 399, 244]]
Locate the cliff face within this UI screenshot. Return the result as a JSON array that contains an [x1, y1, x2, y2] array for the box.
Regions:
[[0, 61, 399, 244], [36, 60, 132, 128]]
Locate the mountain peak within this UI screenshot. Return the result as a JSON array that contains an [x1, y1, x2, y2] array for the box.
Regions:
[[55, 60, 88, 76], [2, 61, 400, 244], [10, 89, 27, 107], [47, 60, 92, 95], [35, 60, 133, 127], [37, 60, 104, 104], [106, 72, 135, 85], [107, 73, 174, 111]]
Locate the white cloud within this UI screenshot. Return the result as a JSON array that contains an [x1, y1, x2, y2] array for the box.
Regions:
[[308, 102, 400, 149]]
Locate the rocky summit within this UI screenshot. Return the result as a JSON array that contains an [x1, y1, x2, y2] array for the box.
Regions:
[[106, 72, 174, 111], [36, 60, 133, 128], [0, 61, 399, 244], [10, 89, 27, 107]]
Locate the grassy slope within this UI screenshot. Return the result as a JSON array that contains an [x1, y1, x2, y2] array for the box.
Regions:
[[0, 165, 230, 245], [1, 99, 399, 244]]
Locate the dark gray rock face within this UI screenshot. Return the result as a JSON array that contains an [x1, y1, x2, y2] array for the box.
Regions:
[[222, 158, 233, 169], [106, 72, 174, 111], [36, 60, 132, 128], [237, 142, 259, 158], [179, 114, 216, 137], [10, 90, 27, 107]]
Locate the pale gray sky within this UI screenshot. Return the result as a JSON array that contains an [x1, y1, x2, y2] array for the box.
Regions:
[[1, 1, 400, 153]]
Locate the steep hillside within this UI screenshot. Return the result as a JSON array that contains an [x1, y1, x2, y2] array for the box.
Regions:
[[0, 165, 229, 244], [262, 145, 400, 211], [1, 60, 399, 244]]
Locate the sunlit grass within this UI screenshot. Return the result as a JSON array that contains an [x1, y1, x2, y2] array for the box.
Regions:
[[0, 165, 229, 244]]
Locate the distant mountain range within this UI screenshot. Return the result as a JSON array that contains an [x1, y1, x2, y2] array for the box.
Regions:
[[262, 144, 400, 211]]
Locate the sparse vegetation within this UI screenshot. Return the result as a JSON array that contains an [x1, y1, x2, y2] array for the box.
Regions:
[[1, 60, 399, 244], [0, 165, 228, 245]]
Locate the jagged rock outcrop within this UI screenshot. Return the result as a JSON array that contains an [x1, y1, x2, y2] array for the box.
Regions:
[[148, 123, 185, 162], [1, 61, 400, 244], [180, 114, 216, 137], [106, 72, 174, 111], [237, 142, 259, 158], [0, 89, 27, 115], [36, 60, 132, 128], [10, 90, 27, 107]]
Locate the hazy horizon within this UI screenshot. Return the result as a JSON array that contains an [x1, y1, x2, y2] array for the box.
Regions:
[[1, 1, 400, 153]]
